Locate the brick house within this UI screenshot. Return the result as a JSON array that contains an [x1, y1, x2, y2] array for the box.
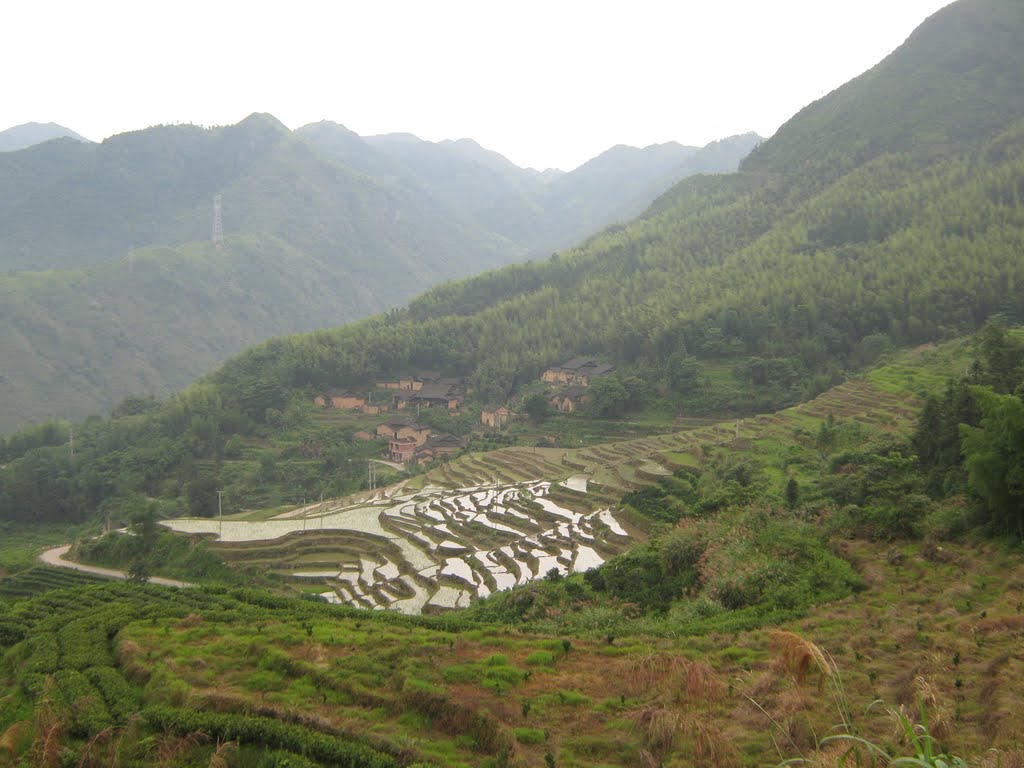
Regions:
[[541, 357, 615, 387], [314, 389, 366, 409], [397, 422, 433, 446], [550, 385, 589, 413], [415, 433, 462, 463], [389, 436, 418, 463], [376, 417, 412, 439], [481, 405, 512, 429]]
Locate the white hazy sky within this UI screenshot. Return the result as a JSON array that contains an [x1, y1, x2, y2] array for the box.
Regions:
[[3, 0, 955, 171]]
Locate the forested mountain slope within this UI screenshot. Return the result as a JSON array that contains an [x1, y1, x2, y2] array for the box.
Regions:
[[0, 113, 511, 274], [301, 123, 761, 254], [0, 114, 754, 432], [744, 0, 1024, 172]]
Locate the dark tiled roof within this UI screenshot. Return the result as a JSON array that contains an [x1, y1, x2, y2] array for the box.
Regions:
[[413, 384, 456, 400], [551, 357, 614, 375]]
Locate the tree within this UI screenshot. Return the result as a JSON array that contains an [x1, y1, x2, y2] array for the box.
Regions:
[[667, 352, 700, 395], [785, 477, 800, 510], [587, 376, 630, 418], [960, 387, 1024, 538], [523, 393, 551, 423]]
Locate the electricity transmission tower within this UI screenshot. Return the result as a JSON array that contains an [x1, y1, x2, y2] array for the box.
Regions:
[[212, 194, 224, 248]]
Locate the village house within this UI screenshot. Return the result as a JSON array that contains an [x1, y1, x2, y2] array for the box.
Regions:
[[353, 430, 376, 442], [409, 382, 463, 411], [541, 357, 615, 387], [375, 379, 402, 390], [396, 422, 433, 446], [313, 389, 366, 410], [389, 436, 418, 463], [550, 384, 589, 413], [361, 402, 388, 416], [415, 432, 462, 463], [481, 405, 512, 429], [376, 416, 412, 440]]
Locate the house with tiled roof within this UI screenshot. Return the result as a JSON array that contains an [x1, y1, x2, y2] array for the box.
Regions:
[[541, 357, 615, 387]]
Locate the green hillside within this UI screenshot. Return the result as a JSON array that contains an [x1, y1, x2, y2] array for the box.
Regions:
[[0, 235, 370, 432], [0, 114, 755, 432], [744, 0, 1024, 172]]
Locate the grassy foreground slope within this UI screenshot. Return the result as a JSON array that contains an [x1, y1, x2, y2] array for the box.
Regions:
[[1, 537, 1022, 767]]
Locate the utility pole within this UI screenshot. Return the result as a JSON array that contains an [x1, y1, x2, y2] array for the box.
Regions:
[[68, 424, 74, 460], [217, 490, 223, 517]]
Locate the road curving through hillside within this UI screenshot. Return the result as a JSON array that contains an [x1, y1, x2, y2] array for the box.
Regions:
[[39, 545, 193, 588]]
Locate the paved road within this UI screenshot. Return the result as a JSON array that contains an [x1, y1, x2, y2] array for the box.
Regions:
[[39, 545, 193, 588]]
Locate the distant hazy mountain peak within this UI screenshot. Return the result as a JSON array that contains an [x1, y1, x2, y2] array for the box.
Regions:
[[234, 112, 290, 134], [302, 119, 358, 136], [366, 132, 424, 144], [0, 122, 91, 152]]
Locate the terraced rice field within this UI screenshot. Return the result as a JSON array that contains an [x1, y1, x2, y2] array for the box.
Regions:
[[162, 348, 956, 615], [163, 481, 632, 615]]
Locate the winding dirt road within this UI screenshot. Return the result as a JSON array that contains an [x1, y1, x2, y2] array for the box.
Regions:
[[39, 545, 193, 588]]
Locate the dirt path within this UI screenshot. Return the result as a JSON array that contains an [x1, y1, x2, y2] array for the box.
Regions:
[[39, 545, 193, 588]]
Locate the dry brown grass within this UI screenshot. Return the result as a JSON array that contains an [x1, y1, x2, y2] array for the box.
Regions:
[[115, 638, 151, 684], [982, 749, 1024, 768], [800, 742, 878, 767], [0, 722, 27, 760], [621, 652, 725, 705], [687, 720, 740, 768], [635, 708, 739, 768], [207, 739, 237, 768], [31, 705, 64, 768], [156, 731, 208, 768], [770, 630, 836, 689], [970, 615, 1024, 637], [887, 676, 953, 742], [636, 706, 681, 753]]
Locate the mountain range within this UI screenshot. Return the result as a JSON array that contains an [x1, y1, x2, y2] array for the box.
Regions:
[[3, 2, 1024, 763], [1, 0, 1020, 519], [0, 117, 759, 432]]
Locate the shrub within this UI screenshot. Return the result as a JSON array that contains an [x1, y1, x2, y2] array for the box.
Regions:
[[513, 727, 547, 744]]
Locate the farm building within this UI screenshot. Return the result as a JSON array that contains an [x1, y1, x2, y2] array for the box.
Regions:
[[314, 389, 366, 409], [415, 433, 462, 462], [389, 436, 418, 463], [550, 385, 589, 413], [541, 357, 614, 387], [481, 405, 512, 429]]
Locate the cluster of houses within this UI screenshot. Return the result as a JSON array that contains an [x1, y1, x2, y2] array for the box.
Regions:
[[314, 373, 464, 416], [541, 357, 615, 412], [375, 373, 464, 411], [313, 357, 614, 466], [312, 390, 388, 415]]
